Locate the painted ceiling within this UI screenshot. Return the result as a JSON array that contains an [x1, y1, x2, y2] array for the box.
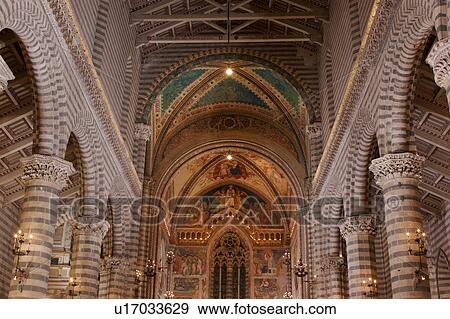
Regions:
[[159, 64, 303, 115]]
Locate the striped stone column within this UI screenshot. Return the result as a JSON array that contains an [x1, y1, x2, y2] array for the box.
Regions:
[[9, 155, 75, 298], [370, 153, 431, 298], [69, 220, 110, 298], [340, 215, 377, 298], [320, 256, 345, 298], [98, 256, 129, 298]]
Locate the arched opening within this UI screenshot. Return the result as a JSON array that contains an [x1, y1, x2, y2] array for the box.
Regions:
[[210, 231, 249, 299]]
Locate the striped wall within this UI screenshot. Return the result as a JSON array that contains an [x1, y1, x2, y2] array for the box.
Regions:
[[0, 204, 19, 298]]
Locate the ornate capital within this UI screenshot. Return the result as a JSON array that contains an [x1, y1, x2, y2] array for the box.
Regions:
[[426, 38, 450, 88], [21, 154, 76, 190], [143, 176, 156, 195], [69, 220, 110, 239], [339, 215, 377, 239], [369, 153, 425, 187], [100, 256, 130, 272], [135, 123, 152, 141], [320, 256, 345, 272], [306, 122, 322, 139], [0, 56, 14, 92]]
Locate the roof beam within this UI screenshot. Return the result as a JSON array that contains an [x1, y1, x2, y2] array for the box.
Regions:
[[0, 136, 33, 159], [131, 12, 326, 23], [424, 159, 450, 179], [138, 35, 312, 45], [131, 0, 179, 15], [0, 167, 21, 184], [419, 181, 449, 200], [415, 129, 450, 152], [0, 105, 33, 129], [277, 0, 328, 20], [414, 97, 448, 118]]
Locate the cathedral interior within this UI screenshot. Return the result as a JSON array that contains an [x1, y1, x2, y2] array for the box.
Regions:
[[0, 0, 449, 299]]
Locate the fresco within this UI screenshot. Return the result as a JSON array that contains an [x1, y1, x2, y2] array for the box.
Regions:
[[173, 277, 199, 298], [210, 160, 250, 180], [173, 247, 206, 276], [192, 78, 270, 110], [254, 278, 279, 299]]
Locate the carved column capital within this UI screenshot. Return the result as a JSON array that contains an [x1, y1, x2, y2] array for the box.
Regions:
[[135, 123, 152, 141], [0, 56, 14, 92], [21, 154, 76, 190], [306, 122, 322, 139], [320, 256, 345, 272], [100, 256, 130, 272], [143, 176, 156, 194], [339, 215, 377, 239], [69, 220, 110, 239], [369, 153, 425, 188], [426, 38, 450, 88]]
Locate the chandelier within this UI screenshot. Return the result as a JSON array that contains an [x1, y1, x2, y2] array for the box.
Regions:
[[67, 277, 79, 298], [12, 230, 32, 292], [362, 277, 377, 299], [282, 251, 293, 298], [135, 251, 175, 298], [406, 229, 429, 283]]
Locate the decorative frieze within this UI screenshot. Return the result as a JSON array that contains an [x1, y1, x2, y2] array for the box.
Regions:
[[339, 215, 377, 239], [369, 153, 425, 187], [135, 123, 152, 141], [21, 154, 75, 190], [320, 256, 345, 272], [0, 55, 15, 92], [426, 38, 450, 88], [69, 220, 110, 239]]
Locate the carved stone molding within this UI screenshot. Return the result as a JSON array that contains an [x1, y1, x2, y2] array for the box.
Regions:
[[100, 256, 130, 272], [46, 0, 141, 196], [339, 215, 377, 239], [306, 122, 322, 139], [69, 220, 110, 239], [0, 55, 15, 92], [143, 176, 156, 195], [21, 154, 75, 190], [426, 38, 450, 88], [135, 123, 152, 141], [320, 256, 345, 272], [369, 153, 425, 188]]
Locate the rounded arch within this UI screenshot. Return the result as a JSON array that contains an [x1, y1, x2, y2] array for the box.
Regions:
[[153, 140, 305, 201], [375, 0, 434, 155], [140, 51, 318, 122], [343, 110, 377, 217], [0, 1, 69, 155]]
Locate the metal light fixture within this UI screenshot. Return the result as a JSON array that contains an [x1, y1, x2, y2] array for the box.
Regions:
[[12, 230, 32, 292], [294, 258, 308, 278], [135, 250, 175, 298], [68, 277, 79, 298], [407, 229, 429, 283], [362, 277, 377, 299]]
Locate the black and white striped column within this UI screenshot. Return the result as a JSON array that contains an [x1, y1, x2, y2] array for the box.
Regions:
[[98, 256, 129, 298], [340, 215, 377, 298], [370, 153, 431, 298], [69, 220, 110, 298], [9, 155, 75, 298]]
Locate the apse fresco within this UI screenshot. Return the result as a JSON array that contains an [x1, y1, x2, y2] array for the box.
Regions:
[[253, 249, 288, 298], [173, 278, 199, 298], [172, 247, 206, 276]]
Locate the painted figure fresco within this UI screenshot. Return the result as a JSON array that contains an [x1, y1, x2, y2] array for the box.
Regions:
[[173, 248, 206, 276], [254, 278, 278, 298], [211, 160, 249, 180], [174, 278, 199, 298]]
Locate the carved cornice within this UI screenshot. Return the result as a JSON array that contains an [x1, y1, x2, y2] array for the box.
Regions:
[[426, 38, 450, 88], [312, 0, 396, 194], [0, 55, 14, 92], [369, 152, 425, 187], [100, 256, 130, 272], [21, 154, 75, 190], [339, 215, 377, 239], [46, 0, 140, 195], [320, 256, 345, 272], [135, 123, 152, 141], [69, 220, 110, 239]]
